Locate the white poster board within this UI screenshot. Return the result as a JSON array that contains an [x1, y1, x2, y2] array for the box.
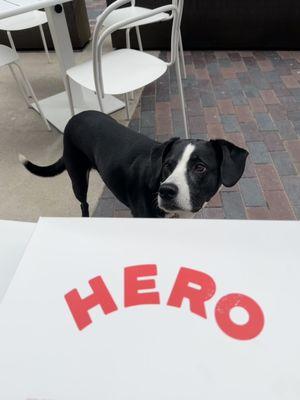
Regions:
[[0, 218, 299, 399], [0, 220, 35, 303]]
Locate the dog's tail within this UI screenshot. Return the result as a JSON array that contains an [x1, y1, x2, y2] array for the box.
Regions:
[[19, 154, 65, 177]]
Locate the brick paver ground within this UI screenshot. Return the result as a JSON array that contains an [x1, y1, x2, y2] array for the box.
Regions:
[[86, 0, 106, 31], [85, 3, 300, 220]]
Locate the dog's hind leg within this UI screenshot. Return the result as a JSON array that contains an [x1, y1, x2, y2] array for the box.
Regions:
[[81, 201, 89, 217], [71, 168, 90, 217], [65, 153, 91, 217]]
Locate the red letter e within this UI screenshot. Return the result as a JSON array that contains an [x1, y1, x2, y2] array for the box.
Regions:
[[124, 264, 160, 307]]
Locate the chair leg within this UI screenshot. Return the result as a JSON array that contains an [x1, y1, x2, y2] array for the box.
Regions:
[[97, 94, 104, 113], [7, 31, 16, 53], [179, 31, 187, 79], [14, 62, 51, 131], [8, 64, 31, 108], [135, 26, 143, 51], [65, 75, 75, 116], [124, 93, 130, 120], [39, 25, 51, 63], [7, 31, 31, 99], [125, 29, 135, 101], [126, 27, 131, 49], [175, 57, 189, 139]]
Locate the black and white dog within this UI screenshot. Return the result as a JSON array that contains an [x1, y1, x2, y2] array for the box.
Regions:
[[20, 110, 248, 218]]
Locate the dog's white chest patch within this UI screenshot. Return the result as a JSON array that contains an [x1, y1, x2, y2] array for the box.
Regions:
[[163, 143, 195, 211]]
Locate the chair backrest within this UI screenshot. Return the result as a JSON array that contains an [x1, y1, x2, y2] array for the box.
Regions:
[[92, 0, 184, 107]]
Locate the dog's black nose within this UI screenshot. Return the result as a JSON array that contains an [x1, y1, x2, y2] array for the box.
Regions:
[[159, 183, 178, 200]]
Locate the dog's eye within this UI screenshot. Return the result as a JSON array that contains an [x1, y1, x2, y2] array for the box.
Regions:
[[194, 163, 207, 174]]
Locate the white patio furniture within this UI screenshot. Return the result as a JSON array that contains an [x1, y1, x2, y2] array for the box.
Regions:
[[66, 0, 189, 137], [0, 10, 51, 63], [98, 0, 187, 79], [0, 44, 50, 130], [0, 0, 125, 133]]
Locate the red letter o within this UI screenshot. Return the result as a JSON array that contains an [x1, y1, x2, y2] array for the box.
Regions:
[[215, 293, 264, 340]]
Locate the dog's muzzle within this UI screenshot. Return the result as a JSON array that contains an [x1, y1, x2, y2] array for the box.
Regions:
[[159, 183, 178, 201], [158, 183, 179, 212]]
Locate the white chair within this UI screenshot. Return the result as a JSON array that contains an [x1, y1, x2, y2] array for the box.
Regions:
[[66, 0, 189, 138], [0, 44, 50, 131], [0, 11, 51, 63], [99, 0, 186, 79]]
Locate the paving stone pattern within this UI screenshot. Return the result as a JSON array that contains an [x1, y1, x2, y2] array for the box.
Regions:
[[85, 3, 300, 220]]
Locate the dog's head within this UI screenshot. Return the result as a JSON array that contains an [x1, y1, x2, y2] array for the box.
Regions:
[[150, 138, 248, 215]]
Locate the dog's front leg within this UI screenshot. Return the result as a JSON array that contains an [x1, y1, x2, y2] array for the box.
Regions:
[[131, 209, 161, 218], [130, 202, 164, 218]]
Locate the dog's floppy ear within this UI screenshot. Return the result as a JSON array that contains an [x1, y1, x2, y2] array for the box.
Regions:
[[150, 137, 180, 188], [211, 139, 249, 187]]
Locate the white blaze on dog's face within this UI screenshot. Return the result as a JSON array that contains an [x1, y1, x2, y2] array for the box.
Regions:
[[158, 144, 195, 212], [157, 139, 248, 215]]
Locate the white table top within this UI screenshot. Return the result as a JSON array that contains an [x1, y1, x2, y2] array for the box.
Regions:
[[0, 0, 71, 19], [0, 220, 35, 303]]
